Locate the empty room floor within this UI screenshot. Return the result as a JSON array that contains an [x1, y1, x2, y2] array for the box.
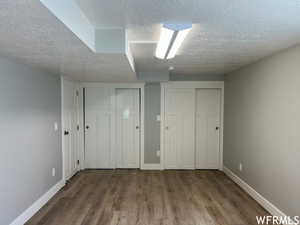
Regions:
[[26, 170, 269, 225]]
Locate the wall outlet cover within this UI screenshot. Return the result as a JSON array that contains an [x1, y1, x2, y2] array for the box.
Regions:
[[239, 163, 243, 172], [54, 122, 58, 131], [52, 168, 56, 177]]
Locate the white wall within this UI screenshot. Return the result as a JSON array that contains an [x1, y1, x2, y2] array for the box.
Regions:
[[224, 45, 300, 217], [0, 57, 62, 225]]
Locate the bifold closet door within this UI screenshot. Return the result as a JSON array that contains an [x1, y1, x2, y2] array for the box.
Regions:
[[85, 87, 114, 169], [196, 89, 221, 169], [63, 79, 78, 179], [115, 89, 140, 168], [164, 88, 195, 169]]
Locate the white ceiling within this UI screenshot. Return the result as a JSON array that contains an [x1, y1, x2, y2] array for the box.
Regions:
[[1, 0, 300, 81]]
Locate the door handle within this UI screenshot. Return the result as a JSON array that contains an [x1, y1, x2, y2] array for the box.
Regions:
[[136, 126, 139, 129], [216, 127, 220, 130], [165, 126, 169, 130], [86, 125, 89, 130], [64, 130, 69, 135]]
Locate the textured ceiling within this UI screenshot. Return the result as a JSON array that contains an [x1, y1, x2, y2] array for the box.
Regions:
[[1, 0, 300, 81], [0, 0, 136, 82]]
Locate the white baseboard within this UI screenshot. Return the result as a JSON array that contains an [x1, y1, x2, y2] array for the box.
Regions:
[[10, 179, 65, 225], [223, 167, 293, 221], [141, 164, 162, 170]]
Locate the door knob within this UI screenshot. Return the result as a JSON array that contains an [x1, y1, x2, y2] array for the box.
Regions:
[[64, 130, 69, 135], [136, 126, 139, 129], [216, 127, 219, 130], [165, 126, 169, 130], [86, 125, 89, 129]]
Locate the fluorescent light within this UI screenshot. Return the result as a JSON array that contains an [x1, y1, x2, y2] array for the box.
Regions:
[[167, 28, 191, 59], [155, 27, 174, 59], [155, 24, 192, 60]]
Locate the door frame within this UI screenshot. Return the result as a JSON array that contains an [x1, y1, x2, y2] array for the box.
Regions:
[[160, 81, 224, 170], [61, 76, 82, 183], [80, 82, 145, 169]]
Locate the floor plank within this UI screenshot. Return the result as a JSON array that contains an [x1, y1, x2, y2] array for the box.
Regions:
[[26, 170, 270, 225]]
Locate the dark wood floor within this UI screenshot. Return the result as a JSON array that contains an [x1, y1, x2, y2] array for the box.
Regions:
[[27, 170, 270, 225]]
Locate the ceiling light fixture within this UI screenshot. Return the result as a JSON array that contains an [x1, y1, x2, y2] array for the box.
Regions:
[[155, 24, 192, 60]]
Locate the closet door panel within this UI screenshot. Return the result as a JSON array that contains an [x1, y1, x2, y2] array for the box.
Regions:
[[164, 88, 195, 169], [164, 115, 178, 169], [116, 89, 140, 168], [85, 87, 114, 169], [181, 115, 195, 169], [196, 89, 221, 169]]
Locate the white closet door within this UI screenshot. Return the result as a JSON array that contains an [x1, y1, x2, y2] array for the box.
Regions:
[[63, 79, 78, 180], [116, 89, 140, 168], [85, 87, 114, 169], [164, 88, 195, 169], [196, 89, 221, 169]]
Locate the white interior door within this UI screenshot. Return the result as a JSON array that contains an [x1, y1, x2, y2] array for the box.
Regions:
[[196, 89, 221, 169], [116, 89, 140, 168], [63, 79, 78, 180], [85, 87, 114, 169], [164, 88, 195, 169]]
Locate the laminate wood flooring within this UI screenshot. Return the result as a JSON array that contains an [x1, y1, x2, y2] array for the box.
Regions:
[[26, 170, 270, 225]]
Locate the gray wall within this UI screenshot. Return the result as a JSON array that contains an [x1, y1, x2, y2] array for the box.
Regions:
[[138, 72, 169, 82], [224, 46, 300, 217], [0, 57, 62, 225], [144, 83, 160, 164]]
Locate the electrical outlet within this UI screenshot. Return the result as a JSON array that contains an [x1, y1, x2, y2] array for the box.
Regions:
[[52, 168, 56, 177], [156, 150, 160, 157], [54, 122, 58, 131], [239, 163, 243, 172]]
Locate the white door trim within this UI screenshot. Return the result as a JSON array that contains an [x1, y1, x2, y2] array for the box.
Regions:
[[61, 76, 81, 181], [159, 84, 165, 170], [140, 85, 145, 169], [162, 81, 224, 89], [80, 82, 145, 169], [81, 82, 145, 89], [160, 81, 224, 170], [61, 77, 65, 183], [78, 86, 85, 170]]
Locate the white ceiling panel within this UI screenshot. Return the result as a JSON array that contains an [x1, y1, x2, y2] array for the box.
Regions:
[[1, 0, 300, 81]]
